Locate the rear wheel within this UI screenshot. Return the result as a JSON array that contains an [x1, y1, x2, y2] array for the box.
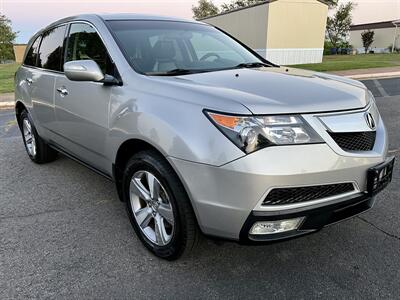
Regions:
[[122, 150, 199, 260], [19, 110, 58, 163]]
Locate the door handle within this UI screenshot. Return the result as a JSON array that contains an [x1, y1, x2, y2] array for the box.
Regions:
[[56, 87, 69, 97], [26, 78, 33, 85]]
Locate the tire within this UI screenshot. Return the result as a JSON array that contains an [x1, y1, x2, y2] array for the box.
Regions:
[[19, 110, 58, 164], [122, 150, 199, 260]]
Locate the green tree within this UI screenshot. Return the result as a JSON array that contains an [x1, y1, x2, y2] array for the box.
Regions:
[[221, 0, 264, 12], [361, 30, 375, 53], [326, 2, 354, 50], [0, 15, 17, 63], [325, 0, 338, 8], [192, 0, 220, 20]]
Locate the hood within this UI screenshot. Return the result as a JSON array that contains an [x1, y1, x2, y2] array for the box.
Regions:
[[151, 67, 368, 115]]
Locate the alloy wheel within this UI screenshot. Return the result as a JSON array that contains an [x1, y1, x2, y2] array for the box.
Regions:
[[22, 118, 36, 157], [129, 170, 175, 246]]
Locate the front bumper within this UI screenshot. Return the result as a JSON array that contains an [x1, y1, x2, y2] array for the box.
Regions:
[[169, 142, 387, 241]]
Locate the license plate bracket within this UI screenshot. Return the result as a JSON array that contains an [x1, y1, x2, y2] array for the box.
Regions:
[[367, 157, 395, 195]]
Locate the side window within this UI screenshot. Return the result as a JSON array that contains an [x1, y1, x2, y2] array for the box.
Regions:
[[24, 36, 41, 67], [37, 25, 67, 71], [66, 23, 113, 74]]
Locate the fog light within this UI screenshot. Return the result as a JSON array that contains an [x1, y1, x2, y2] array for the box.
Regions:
[[249, 217, 304, 235]]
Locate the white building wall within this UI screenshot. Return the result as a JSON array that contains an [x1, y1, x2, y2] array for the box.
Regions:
[[259, 48, 324, 65], [350, 27, 400, 53]]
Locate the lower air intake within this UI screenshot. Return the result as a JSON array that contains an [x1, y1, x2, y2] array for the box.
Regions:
[[262, 183, 355, 206]]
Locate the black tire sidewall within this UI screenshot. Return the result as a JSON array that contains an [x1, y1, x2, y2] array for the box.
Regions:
[[20, 110, 37, 161], [122, 152, 190, 259]]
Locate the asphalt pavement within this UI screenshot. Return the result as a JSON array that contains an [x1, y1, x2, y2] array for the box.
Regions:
[[0, 78, 399, 299]]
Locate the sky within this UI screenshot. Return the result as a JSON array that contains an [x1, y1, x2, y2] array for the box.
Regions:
[[1, 0, 226, 43], [1, 0, 400, 43]]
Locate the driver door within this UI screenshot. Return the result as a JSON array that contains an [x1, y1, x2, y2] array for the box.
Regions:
[[54, 22, 114, 173]]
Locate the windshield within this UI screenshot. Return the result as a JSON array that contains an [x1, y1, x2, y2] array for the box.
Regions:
[[107, 20, 268, 75]]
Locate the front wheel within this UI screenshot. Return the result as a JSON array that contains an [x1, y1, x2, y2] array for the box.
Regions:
[[122, 150, 199, 260]]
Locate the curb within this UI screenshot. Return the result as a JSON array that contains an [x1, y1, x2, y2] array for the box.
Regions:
[[346, 72, 400, 80], [0, 102, 14, 110]]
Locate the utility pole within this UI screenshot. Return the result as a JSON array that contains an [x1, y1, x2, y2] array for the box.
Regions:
[[393, 22, 399, 53]]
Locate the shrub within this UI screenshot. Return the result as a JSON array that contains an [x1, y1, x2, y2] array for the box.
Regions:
[[361, 30, 375, 54], [323, 41, 334, 55]]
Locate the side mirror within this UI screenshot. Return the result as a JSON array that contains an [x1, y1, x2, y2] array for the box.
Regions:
[[64, 60, 105, 82]]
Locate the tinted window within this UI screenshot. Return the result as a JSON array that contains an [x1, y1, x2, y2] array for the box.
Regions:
[[24, 36, 41, 66], [107, 20, 263, 74], [66, 23, 112, 74], [37, 25, 67, 71]]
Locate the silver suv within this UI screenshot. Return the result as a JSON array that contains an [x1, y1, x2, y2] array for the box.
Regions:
[[15, 14, 394, 260]]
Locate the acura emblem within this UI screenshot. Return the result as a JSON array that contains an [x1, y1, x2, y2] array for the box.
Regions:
[[365, 112, 376, 130]]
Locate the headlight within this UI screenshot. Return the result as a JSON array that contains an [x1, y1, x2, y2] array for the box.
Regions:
[[367, 90, 380, 122], [205, 111, 323, 153]]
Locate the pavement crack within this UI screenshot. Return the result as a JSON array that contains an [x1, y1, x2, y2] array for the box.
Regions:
[[0, 200, 116, 222], [357, 216, 400, 241]]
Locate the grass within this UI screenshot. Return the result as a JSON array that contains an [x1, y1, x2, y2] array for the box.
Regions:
[[294, 53, 400, 72], [0, 63, 20, 94]]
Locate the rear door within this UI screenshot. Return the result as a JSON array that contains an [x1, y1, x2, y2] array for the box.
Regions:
[[53, 22, 115, 173], [31, 25, 67, 134]]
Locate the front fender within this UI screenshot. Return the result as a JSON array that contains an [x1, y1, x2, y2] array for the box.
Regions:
[[107, 91, 245, 167]]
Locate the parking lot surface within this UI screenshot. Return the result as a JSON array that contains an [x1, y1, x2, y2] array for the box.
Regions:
[[363, 77, 400, 98], [0, 78, 399, 299]]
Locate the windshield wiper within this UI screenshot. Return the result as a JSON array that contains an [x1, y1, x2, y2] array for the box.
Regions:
[[148, 63, 272, 76], [148, 68, 206, 76], [233, 62, 272, 69]]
